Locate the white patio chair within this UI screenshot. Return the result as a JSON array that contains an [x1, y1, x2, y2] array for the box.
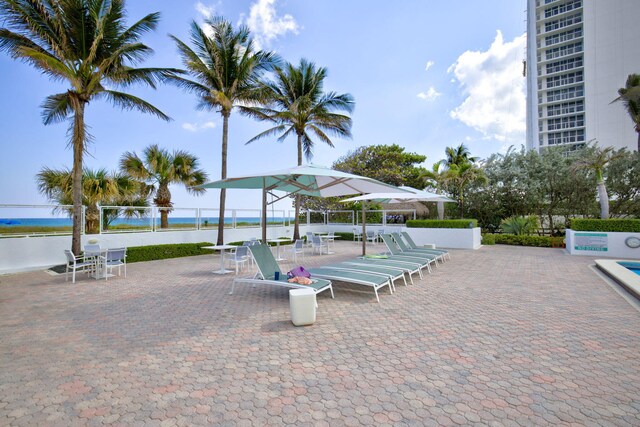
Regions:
[[64, 250, 94, 283], [289, 239, 306, 262], [366, 230, 378, 245], [305, 232, 314, 249], [83, 243, 101, 267], [228, 245, 249, 274], [103, 248, 127, 280], [311, 235, 328, 255]]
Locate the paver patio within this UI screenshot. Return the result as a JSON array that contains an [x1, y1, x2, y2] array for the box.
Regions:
[[1, 242, 639, 426]]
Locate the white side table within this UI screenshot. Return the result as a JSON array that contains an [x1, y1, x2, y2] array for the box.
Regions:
[[267, 239, 290, 261], [202, 245, 236, 274]]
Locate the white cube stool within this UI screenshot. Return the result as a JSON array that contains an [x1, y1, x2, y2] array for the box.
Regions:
[[289, 288, 316, 326]]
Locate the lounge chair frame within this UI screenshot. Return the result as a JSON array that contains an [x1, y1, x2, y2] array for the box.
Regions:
[[231, 245, 334, 298]]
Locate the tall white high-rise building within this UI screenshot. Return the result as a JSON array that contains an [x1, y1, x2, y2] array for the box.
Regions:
[[526, 0, 640, 152]]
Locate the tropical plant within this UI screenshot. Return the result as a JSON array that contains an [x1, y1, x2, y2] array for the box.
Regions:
[[169, 17, 278, 245], [421, 162, 448, 219], [444, 162, 487, 218], [500, 215, 539, 235], [244, 59, 354, 240], [440, 143, 479, 168], [612, 74, 640, 152], [606, 149, 640, 218], [36, 167, 144, 234], [333, 144, 427, 187], [120, 145, 208, 228], [571, 143, 623, 219], [0, 0, 179, 253]]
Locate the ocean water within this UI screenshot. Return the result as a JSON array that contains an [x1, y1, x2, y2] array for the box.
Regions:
[[0, 217, 292, 227]]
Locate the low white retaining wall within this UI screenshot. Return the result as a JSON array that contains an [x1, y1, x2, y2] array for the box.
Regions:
[[402, 227, 482, 250], [0, 225, 325, 275], [566, 229, 640, 259], [0, 223, 456, 274]]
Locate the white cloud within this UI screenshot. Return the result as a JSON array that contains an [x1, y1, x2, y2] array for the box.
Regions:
[[424, 60, 435, 71], [449, 31, 527, 142], [182, 121, 216, 132], [241, 0, 299, 49], [195, 2, 216, 19], [417, 86, 441, 101]]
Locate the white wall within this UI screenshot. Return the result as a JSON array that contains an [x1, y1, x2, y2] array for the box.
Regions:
[[0, 223, 414, 274], [403, 227, 482, 250], [566, 229, 640, 259]]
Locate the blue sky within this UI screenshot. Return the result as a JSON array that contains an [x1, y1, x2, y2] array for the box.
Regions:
[[0, 0, 528, 214]]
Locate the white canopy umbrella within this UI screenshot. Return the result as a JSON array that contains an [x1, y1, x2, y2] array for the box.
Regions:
[[341, 186, 455, 244], [198, 164, 409, 252], [341, 186, 454, 204]]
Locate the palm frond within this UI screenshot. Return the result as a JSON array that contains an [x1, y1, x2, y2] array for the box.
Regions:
[[41, 92, 73, 124], [245, 125, 288, 144], [99, 90, 171, 121]]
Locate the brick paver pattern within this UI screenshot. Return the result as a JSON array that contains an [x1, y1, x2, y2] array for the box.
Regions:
[[1, 242, 639, 426]]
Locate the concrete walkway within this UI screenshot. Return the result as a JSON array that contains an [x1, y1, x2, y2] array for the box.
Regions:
[[1, 242, 639, 426]]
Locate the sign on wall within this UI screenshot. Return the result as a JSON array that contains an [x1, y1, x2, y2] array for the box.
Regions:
[[574, 232, 608, 252]]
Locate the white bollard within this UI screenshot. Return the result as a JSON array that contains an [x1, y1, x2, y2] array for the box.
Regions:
[[289, 288, 316, 326]]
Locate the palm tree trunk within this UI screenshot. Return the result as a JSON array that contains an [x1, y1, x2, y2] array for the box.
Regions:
[[597, 178, 609, 219], [71, 103, 86, 254], [437, 201, 444, 220], [217, 113, 229, 245], [293, 133, 303, 241], [85, 204, 100, 234]]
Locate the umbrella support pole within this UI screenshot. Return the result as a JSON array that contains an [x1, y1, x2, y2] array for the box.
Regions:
[[362, 201, 366, 256], [262, 186, 268, 244]]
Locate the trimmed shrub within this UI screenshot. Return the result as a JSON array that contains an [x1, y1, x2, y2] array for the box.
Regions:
[[484, 234, 565, 247], [406, 219, 478, 229], [335, 232, 354, 241], [481, 234, 496, 245], [570, 218, 640, 232], [126, 242, 215, 263], [500, 215, 539, 235]]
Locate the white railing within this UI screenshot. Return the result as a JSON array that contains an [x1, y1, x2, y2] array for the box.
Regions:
[[0, 204, 417, 239]]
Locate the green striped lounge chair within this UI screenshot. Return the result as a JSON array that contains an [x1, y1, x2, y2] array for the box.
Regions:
[[306, 267, 392, 303], [324, 262, 408, 290], [378, 234, 438, 271], [401, 231, 451, 261], [230, 244, 334, 299], [346, 258, 423, 284], [392, 232, 448, 264]]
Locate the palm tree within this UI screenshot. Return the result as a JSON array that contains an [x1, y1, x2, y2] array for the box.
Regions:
[[572, 143, 623, 219], [441, 143, 479, 168], [444, 163, 487, 218], [421, 162, 448, 219], [120, 144, 208, 228], [169, 17, 279, 245], [243, 59, 354, 240], [0, 0, 179, 254], [612, 74, 640, 152], [36, 167, 142, 234]]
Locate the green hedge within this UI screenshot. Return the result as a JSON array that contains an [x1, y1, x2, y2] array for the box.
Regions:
[[570, 218, 640, 232], [481, 234, 564, 247], [406, 219, 478, 229], [126, 242, 216, 263]]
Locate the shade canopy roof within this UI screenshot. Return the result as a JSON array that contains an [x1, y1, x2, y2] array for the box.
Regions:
[[341, 186, 454, 203], [198, 164, 409, 247], [198, 164, 406, 197]]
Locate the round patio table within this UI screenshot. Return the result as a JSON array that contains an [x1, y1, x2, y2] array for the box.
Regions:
[[202, 245, 235, 274], [267, 239, 290, 261]]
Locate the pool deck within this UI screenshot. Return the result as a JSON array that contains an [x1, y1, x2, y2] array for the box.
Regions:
[[1, 242, 639, 426]]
